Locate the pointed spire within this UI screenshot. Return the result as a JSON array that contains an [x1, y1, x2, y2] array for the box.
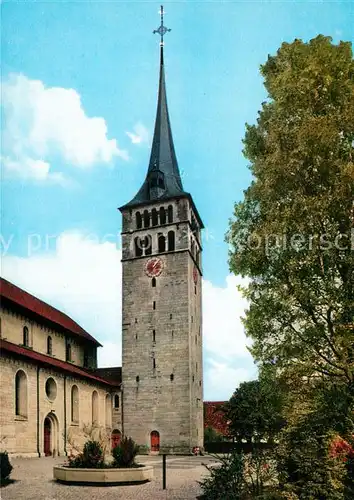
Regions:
[[122, 6, 186, 207]]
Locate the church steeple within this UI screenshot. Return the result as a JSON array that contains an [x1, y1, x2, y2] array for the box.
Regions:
[[121, 6, 186, 208]]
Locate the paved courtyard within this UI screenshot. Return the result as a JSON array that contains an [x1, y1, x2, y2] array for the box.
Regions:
[[1, 455, 218, 500]]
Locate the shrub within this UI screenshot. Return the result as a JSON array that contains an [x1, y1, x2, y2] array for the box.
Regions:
[[199, 451, 245, 500], [112, 436, 139, 468], [0, 452, 13, 485], [68, 440, 104, 469]]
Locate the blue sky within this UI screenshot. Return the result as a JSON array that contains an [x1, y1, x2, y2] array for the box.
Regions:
[[1, 0, 353, 400]]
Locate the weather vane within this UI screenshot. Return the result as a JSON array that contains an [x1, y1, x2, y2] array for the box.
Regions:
[[153, 5, 171, 46]]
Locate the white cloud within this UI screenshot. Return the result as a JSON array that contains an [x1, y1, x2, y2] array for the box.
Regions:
[[1, 232, 255, 399], [126, 122, 150, 145], [1, 74, 128, 183], [1, 156, 71, 187], [205, 359, 255, 401]]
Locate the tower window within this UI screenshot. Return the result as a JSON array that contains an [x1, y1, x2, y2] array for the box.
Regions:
[[192, 375, 195, 382], [195, 286, 197, 295], [170, 373, 174, 381], [170, 313, 173, 319], [135, 332, 138, 340], [158, 234, 166, 253], [23, 326, 29, 347], [153, 330, 156, 342], [152, 208, 158, 226], [153, 301, 156, 310], [135, 318, 138, 324], [168, 230, 175, 251], [134, 237, 143, 257], [159, 207, 166, 225], [136, 212, 142, 229], [143, 210, 150, 228], [114, 394, 120, 409], [153, 358, 156, 370], [167, 205, 173, 223], [152, 277, 156, 287], [172, 330, 174, 338], [143, 234, 152, 255], [136, 375, 140, 383]]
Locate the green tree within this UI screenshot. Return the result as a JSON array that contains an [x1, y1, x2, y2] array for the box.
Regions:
[[225, 368, 285, 444], [227, 35, 354, 384]]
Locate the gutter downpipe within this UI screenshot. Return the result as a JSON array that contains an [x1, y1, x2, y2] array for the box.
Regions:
[[36, 366, 41, 457], [64, 375, 67, 455]]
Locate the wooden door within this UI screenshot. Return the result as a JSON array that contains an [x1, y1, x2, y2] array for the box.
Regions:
[[111, 430, 121, 449], [150, 431, 160, 452], [44, 418, 51, 456]]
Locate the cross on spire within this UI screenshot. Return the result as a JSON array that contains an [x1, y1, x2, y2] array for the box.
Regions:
[[153, 5, 171, 46]]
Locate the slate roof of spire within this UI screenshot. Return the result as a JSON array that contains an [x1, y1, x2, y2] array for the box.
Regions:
[[120, 46, 192, 210]]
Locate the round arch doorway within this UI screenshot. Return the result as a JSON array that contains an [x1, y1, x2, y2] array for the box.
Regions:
[[43, 412, 59, 457]]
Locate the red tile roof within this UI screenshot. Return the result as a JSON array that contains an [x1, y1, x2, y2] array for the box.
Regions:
[[0, 338, 117, 387], [0, 278, 101, 346], [204, 401, 230, 436]]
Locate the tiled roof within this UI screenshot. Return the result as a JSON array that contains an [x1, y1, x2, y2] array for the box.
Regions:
[[204, 401, 230, 436], [93, 367, 122, 385], [0, 278, 101, 346], [0, 339, 117, 387]]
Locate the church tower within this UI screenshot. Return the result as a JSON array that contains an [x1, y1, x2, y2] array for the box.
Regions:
[[119, 7, 203, 454]]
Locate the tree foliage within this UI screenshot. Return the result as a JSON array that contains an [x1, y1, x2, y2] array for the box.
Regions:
[[227, 35, 354, 383], [225, 367, 286, 444]]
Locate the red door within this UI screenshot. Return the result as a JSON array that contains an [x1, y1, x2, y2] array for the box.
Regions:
[[44, 418, 51, 456], [111, 430, 121, 449], [150, 431, 160, 452]]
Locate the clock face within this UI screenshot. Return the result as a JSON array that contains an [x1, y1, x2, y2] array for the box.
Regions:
[[145, 257, 164, 278], [193, 266, 198, 284]]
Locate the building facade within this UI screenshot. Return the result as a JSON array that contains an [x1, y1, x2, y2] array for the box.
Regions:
[[119, 41, 204, 453], [0, 278, 122, 457]]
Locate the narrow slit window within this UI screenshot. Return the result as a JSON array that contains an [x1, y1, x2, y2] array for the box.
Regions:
[[136, 212, 142, 229], [153, 330, 156, 342], [136, 375, 140, 383], [153, 358, 156, 370], [153, 301, 156, 310], [152, 278, 156, 287], [170, 373, 174, 381]]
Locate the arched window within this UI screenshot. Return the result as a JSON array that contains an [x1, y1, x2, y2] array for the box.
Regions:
[[47, 336, 52, 355], [167, 205, 173, 223], [23, 326, 29, 347], [71, 385, 79, 423], [150, 430, 160, 452], [114, 394, 119, 409], [92, 390, 99, 425], [168, 231, 175, 251], [66, 343, 72, 362], [105, 394, 111, 427], [15, 370, 27, 417], [152, 278, 156, 287], [158, 234, 166, 253], [134, 237, 143, 257], [143, 210, 150, 228], [136, 212, 142, 229], [152, 208, 158, 226], [159, 207, 166, 225], [144, 234, 152, 256]]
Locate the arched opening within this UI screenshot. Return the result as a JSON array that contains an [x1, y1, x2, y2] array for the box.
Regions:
[[43, 412, 59, 457], [143, 235, 152, 256], [47, 336, 52, 355], [168, 231, 175, 251], [15, 370, 27, 417], [114, 394, 119, 409], [111, 429, 121, 450], [23, 326, 29, 347], [136, 212, 142, 229], [167, 205, 173, 223], [143, 210, 150, 228], [158, 234, 166, 253], [150, 430, 160, 452], [71, 385, 79, 423], [159, 207, 166, 225], [92, 390, 99, 425], [105, 394, 112, 427], [135, 237, 143, 257], [152, 208, 158, 226]]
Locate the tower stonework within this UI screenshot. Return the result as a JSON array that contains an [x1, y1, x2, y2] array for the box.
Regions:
[[119, 22, 203, 453]]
